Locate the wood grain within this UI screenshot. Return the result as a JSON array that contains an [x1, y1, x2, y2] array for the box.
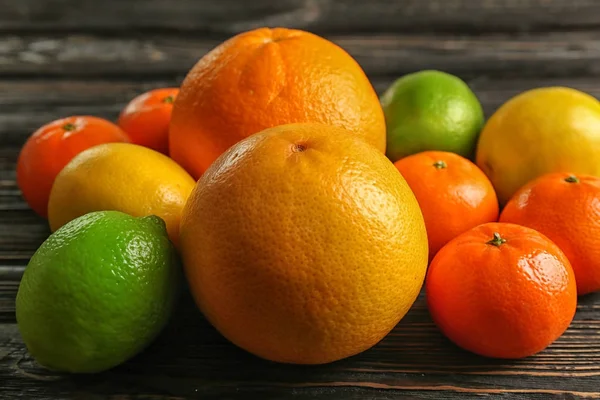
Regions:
[[2, 0, 600, 397], [0, 0, 599, 34], [2, 76, 600, 147], [2, 32, 600, 79], [1, 287, 600, 399]]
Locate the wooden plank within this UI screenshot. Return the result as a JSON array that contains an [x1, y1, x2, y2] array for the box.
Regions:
[[0, 280, 17, 322], [0, 0, 599, 34], [1, 290, 599, 399], [2, 76, 600, 148], [0, 80, 178, 146], [1, 32, 600, 79]]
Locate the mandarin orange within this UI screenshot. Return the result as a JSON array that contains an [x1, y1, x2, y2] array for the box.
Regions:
[[427, 223, 577, 358], [501, 173, 600, 295], [118, 88, 179, 154], [17, 116, 129, 217], [394, 151, 498, 260]]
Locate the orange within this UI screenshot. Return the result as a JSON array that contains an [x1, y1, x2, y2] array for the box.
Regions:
[[118, 88, 179, 154], [170, 27, 386, 179], [427, 222, 577, 359], [394, 151, 499, 260], [180, 123, 428, 364], [16, 116, 129, 217], [500, 173, 600, 295]]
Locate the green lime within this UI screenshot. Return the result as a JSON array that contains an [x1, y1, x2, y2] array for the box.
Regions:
[[381, 70, 484, 162], [16, 211, 180, 373]]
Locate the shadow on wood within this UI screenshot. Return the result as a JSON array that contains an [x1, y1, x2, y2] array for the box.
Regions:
[[2, 290, 600, 399]]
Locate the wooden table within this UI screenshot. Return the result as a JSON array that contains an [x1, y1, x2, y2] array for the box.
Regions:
[[2, 1, 600, 398]]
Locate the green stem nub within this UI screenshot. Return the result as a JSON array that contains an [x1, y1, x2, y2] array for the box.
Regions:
[[163, 95, 175, 104], [487, 232, 506, 247], [62, 123, 77, 132], [565, 175, 579, 183], [433, 160, 447, 169]]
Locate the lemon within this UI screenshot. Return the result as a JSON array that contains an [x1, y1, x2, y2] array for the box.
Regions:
[[476, 87, 600, 204], [16, 211, 179, 373], [48, 143, 195, 245]]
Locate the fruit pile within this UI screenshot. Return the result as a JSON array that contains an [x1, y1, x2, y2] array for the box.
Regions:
[[13, 27, 600, 373]]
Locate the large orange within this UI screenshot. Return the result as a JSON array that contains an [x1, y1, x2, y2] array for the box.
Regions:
[[180, 123, 428, 364], [427, 223, 577, 359], [170, 27, 386, 178], [500, 173, 600, 295], [394, 151, 499, 260]]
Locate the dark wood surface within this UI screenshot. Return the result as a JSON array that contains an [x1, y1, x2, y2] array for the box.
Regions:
[[1, 1, 600, 398]]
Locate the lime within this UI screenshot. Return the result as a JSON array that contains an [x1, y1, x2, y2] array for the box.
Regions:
[[16, 211, 180, 373], [381, 70, 484, 162]]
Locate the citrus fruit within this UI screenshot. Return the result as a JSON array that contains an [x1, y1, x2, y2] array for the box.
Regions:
[[16, 116, 129, 217], [394, 151, 498, 260], [476, 87, 600, 205], [16, 211, 179, 373], [48, 143, 195, 245], [118, 88, 179, 154], [380, 70, 484, 162], [180, 123, 428, 364], [500, 173, 600, 295], [170, 27, 386, 179], [427, 222, 577, 359]]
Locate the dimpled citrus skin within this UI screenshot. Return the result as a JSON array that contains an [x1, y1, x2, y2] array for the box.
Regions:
[[16, 116, 129, 217], [500, 173, 600, 295], [381, 70, 484, 162], [118, 88, 179, 154], [394, 151, 499, 260], [180, 123, 428, 364], [476, 87, 600, 205], [427, 223, 577, 359], [170, 27, 386, 179], [48, 143, 195, 246], [16, 211, 179, 373]]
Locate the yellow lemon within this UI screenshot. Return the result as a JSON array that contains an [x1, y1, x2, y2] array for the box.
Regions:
[[476, 87, 600, 204], [48, 143, 195, 245]]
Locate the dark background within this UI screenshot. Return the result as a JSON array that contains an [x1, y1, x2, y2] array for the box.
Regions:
[[1, 1, 600, 398]]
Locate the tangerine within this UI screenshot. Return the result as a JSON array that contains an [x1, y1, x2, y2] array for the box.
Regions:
[[501, 173, 600, 295], [394, 151, 498, 260], [427, 222, 577, 358], [118, 88, 179, 154], [16, 116, 129, 217]]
